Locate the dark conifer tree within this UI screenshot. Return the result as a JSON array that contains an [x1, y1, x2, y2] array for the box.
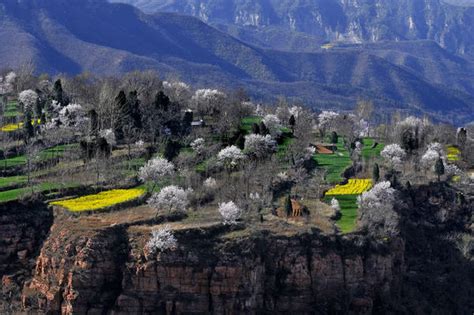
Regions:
[[23, 111, 34, 141], [259, 121, 269, 135], [435, 157, 445, 181], [251, 123, 260, 135], [127, 90, 142, 129], [372, 163, 380, 183], [113, 90, 128, 141], [53, 79, 64, 105], [284, 195, 293, 217]]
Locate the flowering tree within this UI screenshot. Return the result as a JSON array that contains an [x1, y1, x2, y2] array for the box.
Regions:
[[19, 89, 38, 112], [203, 177, 218, 190], [190, 138, 205, 155], [244, 134, 276, 159], [318, 111, 339, 136], [192, 89, 226, 118], [381, 144, 406, 169], [358, 181, 398, 236], [58, 103, 87, 128], [217, 146, 246, 170], [146, 225, 177, 254], [99, 129, 117, 146], [139, 157, 175, 184], [397, 116, 429, 152], [163, 80, 192, 103], [218, 201, 242, 225], [262, 114, 282, 137], [147, 185, 190, 214], [331, 198, 341, 213], [421, 142, 445, 169], [0, 72, 16, 95]]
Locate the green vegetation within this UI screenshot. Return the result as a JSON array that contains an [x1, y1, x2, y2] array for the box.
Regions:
[[313, 138, 351, 184], [324, 194, 358, 234], [362, 138, 384, 160], [0, 144, 78, 169], [4, 100, 20, 118], [0, 175, 27, 189], [240, 116, 262, 133], [0, 182, 73, 203]]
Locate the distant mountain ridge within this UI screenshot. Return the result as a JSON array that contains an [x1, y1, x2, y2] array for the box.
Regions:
[[0, 0, 473, 124], [113, 0, 474, 58]]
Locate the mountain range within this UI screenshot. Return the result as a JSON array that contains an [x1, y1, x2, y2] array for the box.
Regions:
[[113, 0, 474, 58], [0, 0, 473, 124]]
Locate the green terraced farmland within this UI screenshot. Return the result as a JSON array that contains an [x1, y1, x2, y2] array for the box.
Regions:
[[313, 139, 351, 184], [240, 116, 262, 133], [0, 144, 78, 169], [324, 194, 359, 234], [3, 100, 21, 118], [0, 182, 67, 203], [0, 175, 27, 189], [362, 138, 384, 160]]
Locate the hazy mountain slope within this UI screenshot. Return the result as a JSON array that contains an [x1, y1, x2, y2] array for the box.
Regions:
[[0, 0, 473, 123], [115, 0, 474, 58]]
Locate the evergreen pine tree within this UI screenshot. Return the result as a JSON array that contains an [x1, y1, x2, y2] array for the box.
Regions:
[[251, 123, 260, 135], [127, 90, 142, 129], [259, 121, 269, 135], [53, 79, 64, 105], [235, 133, 245, 149], [284, 195, 293, 217], [435, 157, 445, 181], [113, 90, 128, 141], [24, 111, 34, 141], [289, 114, 296, 132], [154, 91, 170, 112], [372, 163, 380, 183]]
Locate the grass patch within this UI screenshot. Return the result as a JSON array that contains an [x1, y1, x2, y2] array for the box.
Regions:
[[240, 116, 262, 134], [362, 138, 384, 160], [0, 175, 27, 189], [313, 138, 351, 184], [0, 182, 70, 203], [324, 194, 359, 234], [0, 144, 78, 168], [3, 101, 21, 118]]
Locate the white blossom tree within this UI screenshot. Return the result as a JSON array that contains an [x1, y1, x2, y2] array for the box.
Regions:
[[99, 129, 117, 146], [318, 111, 340, 136], [139, 157, 175, 184], [218, 201, 242, 225], [146, 225, 177, 254], [217, 146, 246, 170], [58, 103, 87, 128], [192, 89, 226, 118], [331, 198, 341, 213], [190, 138, 205, 155], [163, 80, 192, 104], [244, 134, 276, 159], [147, 185, 190, 215], [19, 89, 38, 112], [358, 181, 398, 236], [203, 177, 218, 190], [262, 114, 282, 137], [381, 144, 406, 169]]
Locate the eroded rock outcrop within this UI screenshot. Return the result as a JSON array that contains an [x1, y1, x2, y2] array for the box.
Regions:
[[0, 199, 53, 312]]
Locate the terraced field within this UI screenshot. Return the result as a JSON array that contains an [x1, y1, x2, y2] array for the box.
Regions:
[[313, 138, 351, 184]]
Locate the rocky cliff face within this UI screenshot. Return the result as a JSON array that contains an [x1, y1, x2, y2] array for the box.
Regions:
[[1, 182, 471, 314], [0, 199, 53, 312], [118, 0, 474, 57], [22, 222, 404, 314]]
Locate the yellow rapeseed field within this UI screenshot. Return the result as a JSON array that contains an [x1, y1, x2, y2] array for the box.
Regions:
[[50, 188, 145, 212], [325, 179, 372, 196], [447, 146, 461, 162], [0, 119, 41, 132]]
